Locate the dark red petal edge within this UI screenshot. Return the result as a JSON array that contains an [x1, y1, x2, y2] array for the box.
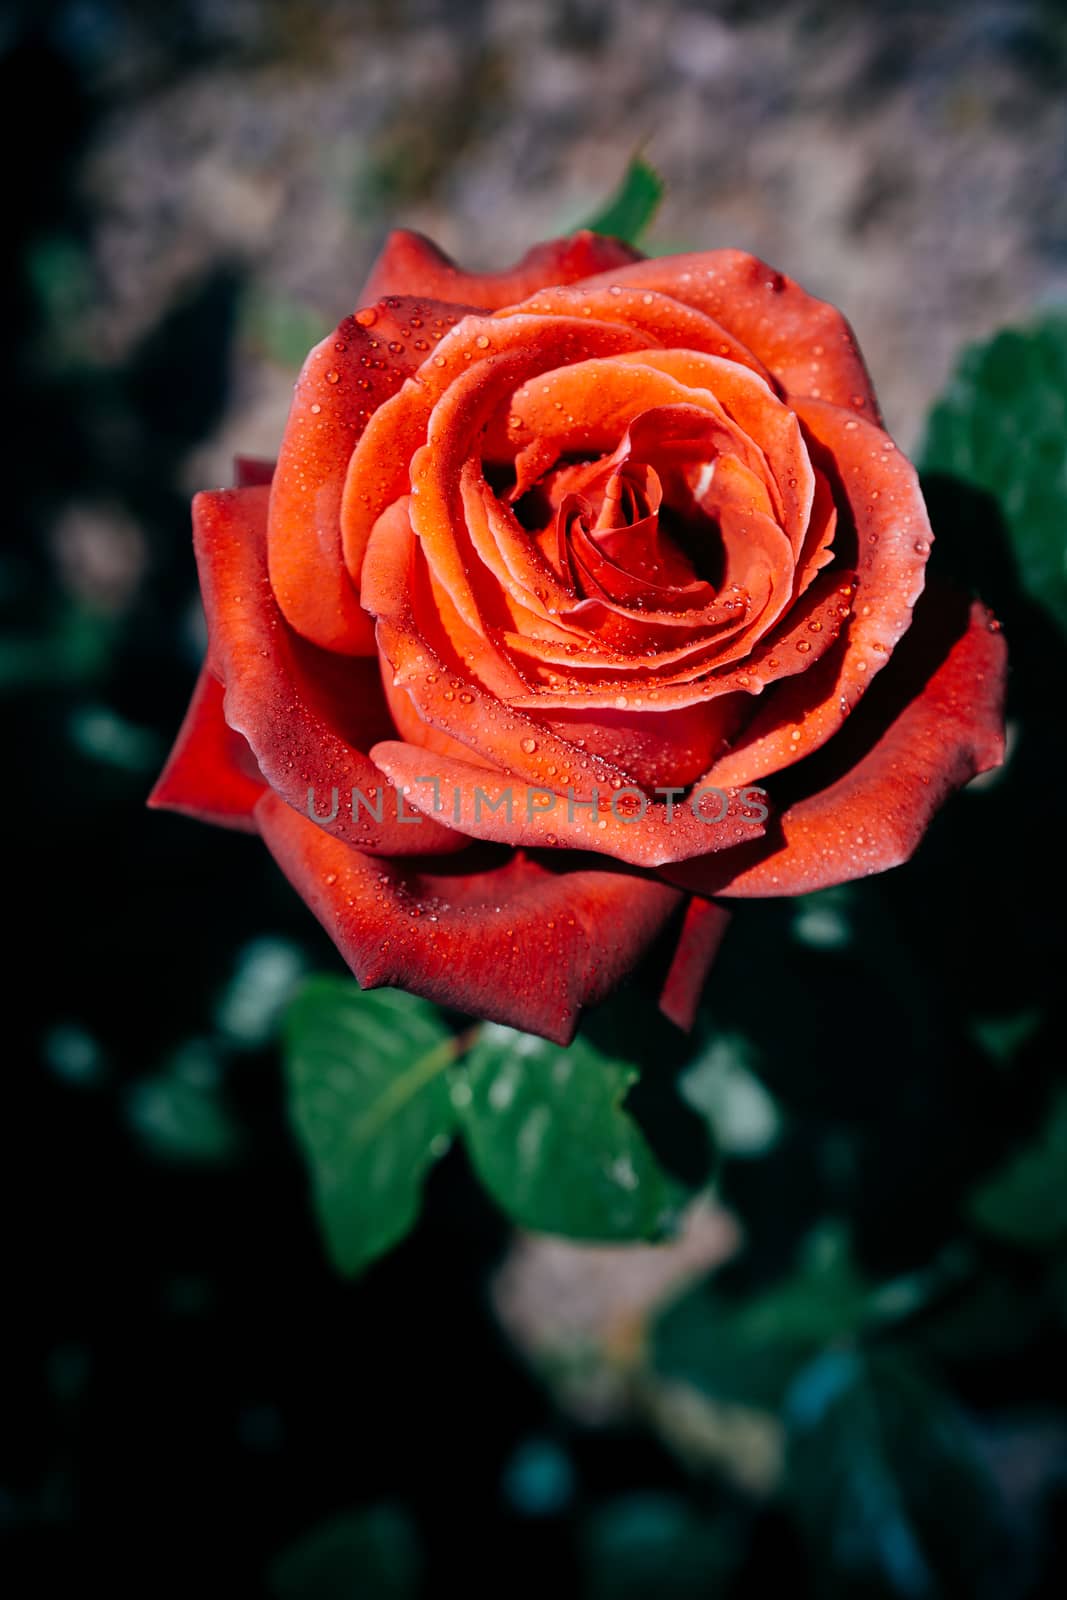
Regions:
[[255, 790, 682, 1046], [360, 228, 644, 309], [148, 660, 266, 833]]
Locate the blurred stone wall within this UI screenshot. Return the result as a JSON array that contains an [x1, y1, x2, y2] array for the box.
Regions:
[[69, 0, 1067, 470]]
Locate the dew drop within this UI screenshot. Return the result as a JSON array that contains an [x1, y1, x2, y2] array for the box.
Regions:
[[475, 334, 491, 349], [520, 736, 538, 754], [325, 370, 340, 385], [355, 308, 377, 327]]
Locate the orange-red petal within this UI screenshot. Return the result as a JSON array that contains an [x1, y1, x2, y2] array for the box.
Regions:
[[148, 661, 265, 832], [667, 590, 1007, 897]]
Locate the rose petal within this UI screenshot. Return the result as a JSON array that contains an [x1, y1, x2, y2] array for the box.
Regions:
[[360, 228, 642, 308], [496, 284, 774, 384], [268, 296, 479, 655], [506, 565, 852, 710], [659, 897, 732, 1031], [362, 505, 644, 793], [666, 590, 1007, 897], [707, 400, 932, 788], [193, 484, 462, 856], [255, 789, 680, 1046], [609, 349, 816, 546], [148, 661, 265, 832], [582, 250, 881, 420]]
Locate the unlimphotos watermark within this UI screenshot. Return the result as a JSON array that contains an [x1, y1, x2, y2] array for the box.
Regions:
[[306, 780, 770, 828]]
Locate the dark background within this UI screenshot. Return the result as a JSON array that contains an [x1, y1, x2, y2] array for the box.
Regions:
[[3, 1, 1066, 1595]]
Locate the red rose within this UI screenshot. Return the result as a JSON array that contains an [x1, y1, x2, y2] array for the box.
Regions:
[[151, 229, 1006, 1044]]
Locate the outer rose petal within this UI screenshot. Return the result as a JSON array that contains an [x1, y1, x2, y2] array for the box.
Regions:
[[268, 296, 482, 656], [148, 661, 265, 832], [360, 228, 642, 308], [193, 484, 462, 856], [582, 250, 880, 420], [254, 790, 681, 1046], [666, 591, 1007, 898], [659, 897, 732, 1032]]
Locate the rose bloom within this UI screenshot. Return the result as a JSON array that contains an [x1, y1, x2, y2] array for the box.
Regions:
[[151, 229, 1006, 1044]]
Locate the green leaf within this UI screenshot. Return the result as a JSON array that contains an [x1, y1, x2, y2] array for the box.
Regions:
[[969, 1087, 1067, 1249], [578, 157, 664, 246], [270, 1504, 421, 1600], [920, 314, 1067, 635], [785, 1351, 1012, 1600], [454, 1024, 683, 1240], [284, 979, 457, 1275]]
